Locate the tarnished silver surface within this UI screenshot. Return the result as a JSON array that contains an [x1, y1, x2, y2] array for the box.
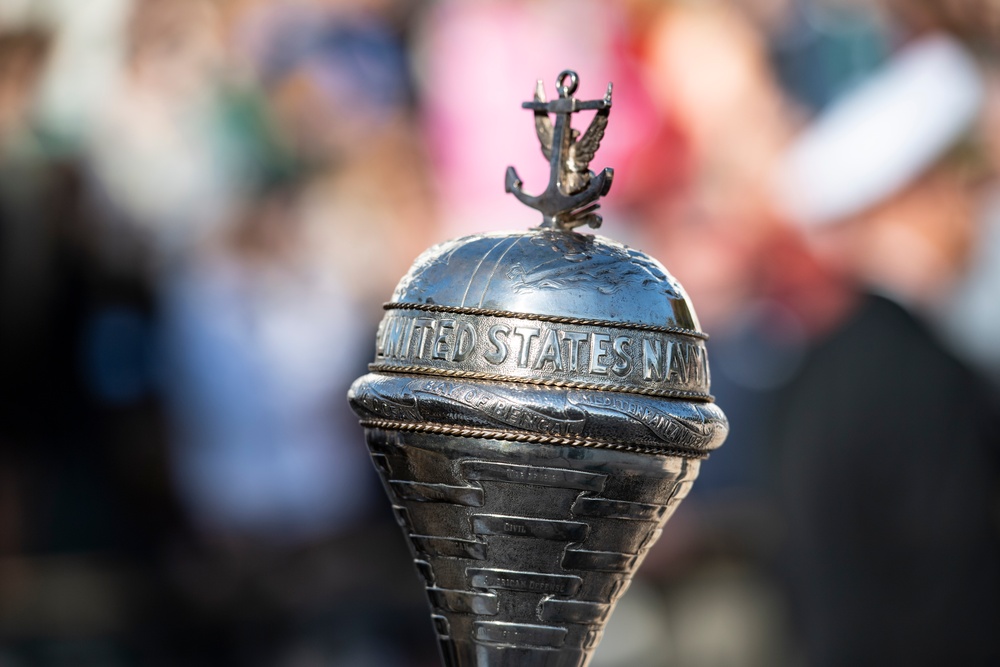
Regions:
[[348, 70, 728, 667]]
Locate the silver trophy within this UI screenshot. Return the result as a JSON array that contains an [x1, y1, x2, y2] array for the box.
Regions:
[[349, 71, 728, 667]]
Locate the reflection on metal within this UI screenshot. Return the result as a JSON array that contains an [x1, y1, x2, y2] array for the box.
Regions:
[[349, 69, 728, 666]]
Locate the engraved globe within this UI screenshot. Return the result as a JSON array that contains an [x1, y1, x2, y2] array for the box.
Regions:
[[348, 71, 727, 667]]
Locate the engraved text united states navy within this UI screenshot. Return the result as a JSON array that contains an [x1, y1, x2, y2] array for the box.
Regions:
[[375, 310, 709, 393]]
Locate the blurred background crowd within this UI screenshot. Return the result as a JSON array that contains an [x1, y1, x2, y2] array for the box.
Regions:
[[1, 0, 999, 665]]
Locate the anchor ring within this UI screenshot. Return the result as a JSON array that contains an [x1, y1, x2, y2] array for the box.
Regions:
[[556, 70, 579, 98]]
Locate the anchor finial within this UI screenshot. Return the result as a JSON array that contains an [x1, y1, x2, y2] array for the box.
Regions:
[[506, 70, 614, 231]]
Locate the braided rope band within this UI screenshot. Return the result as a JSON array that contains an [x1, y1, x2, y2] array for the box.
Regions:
[[358, 418, 710, 459], [384, 302, 709, 340], [368, 364, 714, 401]]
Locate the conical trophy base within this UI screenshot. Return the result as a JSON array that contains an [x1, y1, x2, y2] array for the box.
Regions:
[[364, 426, 700, 667]]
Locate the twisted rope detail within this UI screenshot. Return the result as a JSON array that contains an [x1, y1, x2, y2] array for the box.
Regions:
[[384, 302, 709, 340], [359, 419, 709, 459], [367, 364, 715, 402]]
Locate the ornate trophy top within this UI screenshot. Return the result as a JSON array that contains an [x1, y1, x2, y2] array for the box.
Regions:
[[506, 70, 614, 231]]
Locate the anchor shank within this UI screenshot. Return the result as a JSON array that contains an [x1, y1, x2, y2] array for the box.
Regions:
[[549, 111, 569, 195]]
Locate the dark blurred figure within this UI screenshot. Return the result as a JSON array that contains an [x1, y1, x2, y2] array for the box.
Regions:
[[0, 19, 168, 573], [772, 31, 1000, 665], [0, 30, 58, 468], [0, 19, 184, 666]]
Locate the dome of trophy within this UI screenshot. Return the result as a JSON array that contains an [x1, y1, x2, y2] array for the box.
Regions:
[[390, 229, 702, 332]]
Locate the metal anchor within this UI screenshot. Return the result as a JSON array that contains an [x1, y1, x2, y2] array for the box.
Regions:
[[506, 70, 614, 231]]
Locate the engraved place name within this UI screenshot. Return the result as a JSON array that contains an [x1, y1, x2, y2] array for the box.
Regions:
[[391, 480, 485, 507], [413, 380, 586, 436], [353, 384, 422, 422], [461, 461, 607, 492], [468, 569, 582, 597], [472, 515, 589, 542], [374, 311, 710, 394], [411, 535, 488, 560], [571, 497, 669, 522], [567, 391, 713, 447], [473, 621, 567, 649]]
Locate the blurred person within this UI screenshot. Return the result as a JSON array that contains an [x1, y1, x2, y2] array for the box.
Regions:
[[251, 0, 414, 165], [771, 31, 1000, 665], [0, 19, 186, 666], [250, 0, 436, 299], [937, 62, 1000, 386], [157, 166, 439, 667], [86, 0, 263, 258], [157, 0, 436, 543], [0, 25, 58, 561], [161, 183, 375, 543], [0, 27, 55, 369], [0, 22, 169, 560], [744, 0, 893, 114], [0, 26, 50, 146], [887, 0, 1000, 385], [643, 0, 795, 328]]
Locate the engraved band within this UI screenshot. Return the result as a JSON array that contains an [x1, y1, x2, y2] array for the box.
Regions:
[[358, 419, 712, 459], [374, 308, 713, 398], [351, 374, 727, 454]]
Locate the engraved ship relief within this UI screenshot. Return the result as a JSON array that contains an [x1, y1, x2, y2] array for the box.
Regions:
[[349, 71, 728, 667]]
